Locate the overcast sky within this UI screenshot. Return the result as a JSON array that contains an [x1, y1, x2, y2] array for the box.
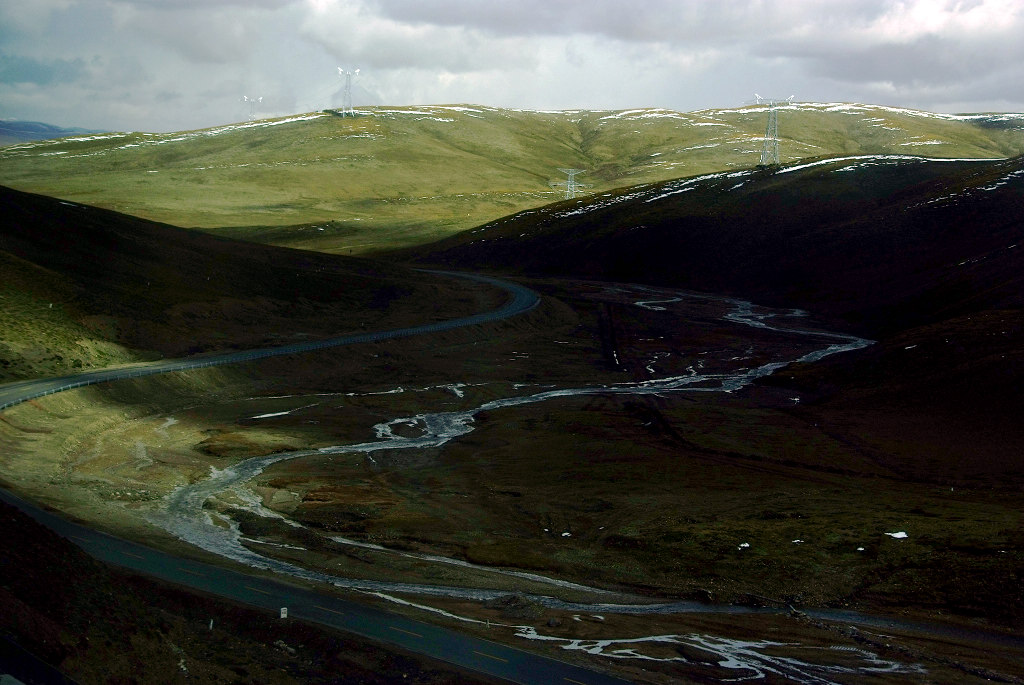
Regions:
[[2, 0, 1022, 132]]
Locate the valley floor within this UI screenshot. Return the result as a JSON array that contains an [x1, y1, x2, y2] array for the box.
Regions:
[[2, 276, 1022, 684]]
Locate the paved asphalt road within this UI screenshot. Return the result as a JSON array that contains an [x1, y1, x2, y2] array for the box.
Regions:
[[0, 488, 631, 685], [0, 271, 634, 685], [0, 270, 539, 412]]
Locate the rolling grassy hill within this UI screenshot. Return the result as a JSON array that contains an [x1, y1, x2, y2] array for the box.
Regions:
[[4, 92, 1024, 680], [0, 185, 499, 383], [3, 113, 1024, 672], [1, 103, 1023, 254]]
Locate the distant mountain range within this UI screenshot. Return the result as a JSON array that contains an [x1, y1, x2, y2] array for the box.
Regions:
[[0, 103, 1022, 254], [0, 120, 106, 146]]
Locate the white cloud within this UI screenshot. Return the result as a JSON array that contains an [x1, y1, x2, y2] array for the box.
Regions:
[[865, 0, 1022, 41], [0, 0, 1022, 131], [299, 2, 539, 72]]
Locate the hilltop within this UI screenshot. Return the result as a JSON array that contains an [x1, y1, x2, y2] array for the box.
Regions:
[[1, 103, 1022, 254]]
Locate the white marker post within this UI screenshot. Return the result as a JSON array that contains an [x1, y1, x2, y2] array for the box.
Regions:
[[280, 607, 288, 619]]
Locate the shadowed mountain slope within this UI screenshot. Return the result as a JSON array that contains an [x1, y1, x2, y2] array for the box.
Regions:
[[409, 154, 1024, 338], [407, 154, 1024, 485], [0, 185, 497, 382], [1, 104, 1022, 254]]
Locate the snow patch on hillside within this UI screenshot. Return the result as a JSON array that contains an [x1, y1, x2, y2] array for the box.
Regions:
[[978, 167, 1024, 191], [779, 154, 1000, 175], [2, 131, 134, 149], [138, 113, 327, 142], [540, 153, 1008, 219], [250, 402, 319, 420], [698, 101, 1024, 125], [643, 170, 753, 202], [374, 109, 446, 117], [2, 113, 329, 159], [552, 188, 655, 218], [599, 108, 693, 122], [508, 108, 589, 115], [434, 105, 499, 114]]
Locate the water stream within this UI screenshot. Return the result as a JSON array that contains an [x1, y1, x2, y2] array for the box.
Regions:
[[141, 289, 974, 680], [148, 285, 871, 606]]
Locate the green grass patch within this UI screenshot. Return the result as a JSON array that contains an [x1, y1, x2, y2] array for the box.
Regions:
[[3, 104, 1022, 255]]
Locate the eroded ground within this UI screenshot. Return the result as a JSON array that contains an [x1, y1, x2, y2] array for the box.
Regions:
[[2, 278, 1022, 684]]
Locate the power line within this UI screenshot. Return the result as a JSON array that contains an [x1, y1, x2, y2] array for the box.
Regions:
[[242, 95, 263, 122], [753, 94, 793, 167], [337, 68, 360, 117], [552, 168, 590, 199]]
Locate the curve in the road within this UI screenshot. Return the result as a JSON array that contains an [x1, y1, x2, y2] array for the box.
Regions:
[[0, 488, 630, 685], [0, 271, 637, 685], [0, 270, 539, 412], [5, 270, 1022, 681]]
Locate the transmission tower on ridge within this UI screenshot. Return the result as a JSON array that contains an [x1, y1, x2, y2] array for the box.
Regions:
[[242, 95, 263, 122], [552, 168, 590, 199], [338, 67, 360, 116], [754, 94, 793, 166]]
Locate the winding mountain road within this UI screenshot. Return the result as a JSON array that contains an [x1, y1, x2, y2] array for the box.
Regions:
[[5, 270, 1023, 683], [0, 271, 539, 412], [0, 271, 634, 685], [0, 487, 629, 685]]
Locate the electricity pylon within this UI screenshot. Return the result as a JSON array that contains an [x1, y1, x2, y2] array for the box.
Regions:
[[753, 94, 793, 166], [552, 168, 590, 199], [338, 67, 359, 116], [242, 95, 263, 122]]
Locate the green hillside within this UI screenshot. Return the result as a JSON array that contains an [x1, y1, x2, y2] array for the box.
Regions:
[[2, 103, 1023, 254]]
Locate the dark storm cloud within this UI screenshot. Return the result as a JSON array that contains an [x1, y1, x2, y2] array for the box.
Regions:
[[748, 1, 1024, 105], [118, 10, 260, 64], [368, 0, 677, 41]]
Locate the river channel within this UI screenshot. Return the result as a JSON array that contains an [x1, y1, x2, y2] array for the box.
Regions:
[[148, 284, 872, 606], [146, 286, 983, 682]]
